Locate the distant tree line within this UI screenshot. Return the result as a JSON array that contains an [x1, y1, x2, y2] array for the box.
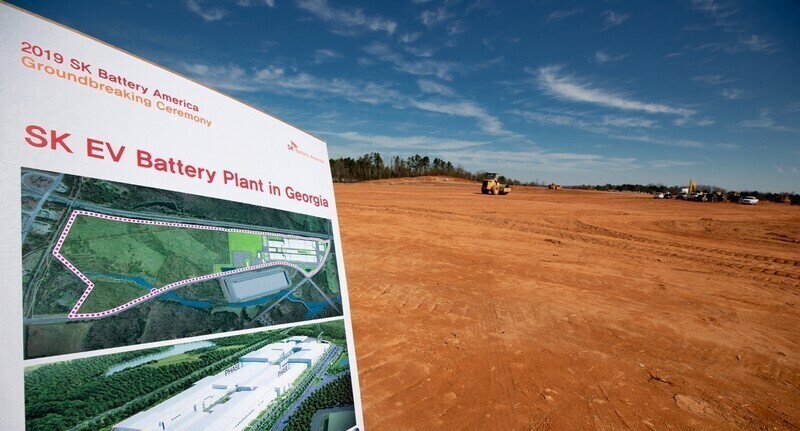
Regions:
[[330, 155, 796, 199], [568, 183, 797, 201], [568, 183, 726, 194], [329, 153, 534, 185]]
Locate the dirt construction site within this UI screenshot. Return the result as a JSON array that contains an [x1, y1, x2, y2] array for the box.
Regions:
[[335, 178, 800, 430]]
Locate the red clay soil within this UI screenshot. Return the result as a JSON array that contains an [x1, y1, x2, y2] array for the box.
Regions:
[[335, 179, 800, 430]]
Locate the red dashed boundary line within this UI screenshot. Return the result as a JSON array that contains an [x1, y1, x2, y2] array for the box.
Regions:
[[52, 210, 332, 320]]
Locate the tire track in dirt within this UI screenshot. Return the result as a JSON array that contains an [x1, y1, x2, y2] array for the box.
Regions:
[[341, 203, 800, 289], [574, 220, 799, 266], [475, 315, 516, 428], [338, 185, 800, 430], [573, 221, 799, 276], [570, 220, 800, 289]]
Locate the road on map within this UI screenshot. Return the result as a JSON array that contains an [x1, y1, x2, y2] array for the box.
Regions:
[[44, 194, 333, 239], [21, 171, 63, 242]]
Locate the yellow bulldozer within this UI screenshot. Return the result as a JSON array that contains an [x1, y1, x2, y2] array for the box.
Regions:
[[481, 173, 511, 195], [549, 182, 561, 190]]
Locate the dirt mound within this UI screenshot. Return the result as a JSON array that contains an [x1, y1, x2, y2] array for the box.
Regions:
[[337, 181, 800, 430]]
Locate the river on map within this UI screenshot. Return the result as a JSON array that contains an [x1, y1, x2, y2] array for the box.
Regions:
[[105, 340, 214, 376], [286, 291, 342, 319], [87, 273, 342, 319]]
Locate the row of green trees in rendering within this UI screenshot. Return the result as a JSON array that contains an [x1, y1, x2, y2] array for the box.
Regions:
[[281, 373, 355, 431], [25, 331, 284, 431]]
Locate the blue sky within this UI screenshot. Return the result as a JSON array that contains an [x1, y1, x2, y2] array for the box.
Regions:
[[10, 0, 800, 192]]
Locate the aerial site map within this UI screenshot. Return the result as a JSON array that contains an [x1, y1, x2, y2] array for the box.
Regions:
[[22, 168, 343, 359]]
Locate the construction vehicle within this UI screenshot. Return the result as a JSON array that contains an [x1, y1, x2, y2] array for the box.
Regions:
[[481, 173, 511, 195], [549, 183, 561, 190], [686, 179, 709, 201]]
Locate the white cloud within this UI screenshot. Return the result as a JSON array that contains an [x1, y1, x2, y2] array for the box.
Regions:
[[328, 137, 641, 176], [446, 21, 466, 36], [356, 57, 374, 66], [609, 134, 708, 149], [600, 116, 656, 128], [535, 65, 695, 117], [720, 88, 744, 100], [464, 0, 493, 15], [673, 117, 715, 126], [254, 40, 277, 53], [185, 43, 509, 138], [481, 37, 498, 51], [594, 50, 627, 64], [775, 166, 785, 174], [546, 8, 583, 23], [185, 0, 227, 22], [512, 109, 661, 134], [739, 109, 793, 132], [182, 63, 401, 105], [417, 79, 456, 97], [691, 34, 778, 54], [602, 10, 630, 29], [511, 109, 722, 149], [699, 155, 716, 164], [296, 0, 397, 35], [184, 61, 509, 137], [364, 42, 457, 80], [511, 109, 583, 128], [792, 166, 799, 174], [419, 6, 452, 28], [399, 32, 422, 43], [313, 48, 341, 63], [689, 0, 741, 31], [650, 160, 702, 169], [183, 63, 253, 91], [435, 148, 640, 173], [672, 139, 709, 148], [692, 74, 734, 85], [409, 99, 509, 136], [739, 35, 777, 53], [404, 45, 434, 58], [237, 0, 275, 6], [323, 131, 487, 151]]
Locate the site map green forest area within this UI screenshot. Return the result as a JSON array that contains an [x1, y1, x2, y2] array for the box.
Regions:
[[21, 168, 342, 359], [24, 320, 355, 431]]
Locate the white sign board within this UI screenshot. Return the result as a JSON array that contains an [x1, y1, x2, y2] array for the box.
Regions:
[[0, 3, 363, 430]]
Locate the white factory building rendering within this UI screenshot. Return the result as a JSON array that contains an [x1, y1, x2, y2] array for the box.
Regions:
[[113, 336, 329, 431]]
